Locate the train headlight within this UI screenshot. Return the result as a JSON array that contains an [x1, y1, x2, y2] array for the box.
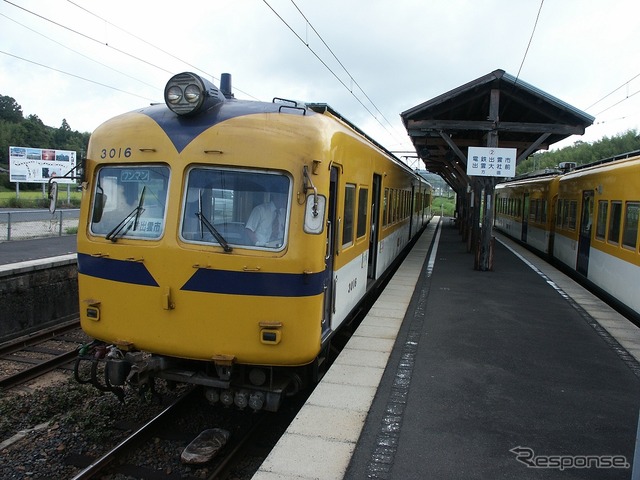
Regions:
[[166, 85, 183, 104], [184, 84, 201, 103], [164, 72, 226, 116]]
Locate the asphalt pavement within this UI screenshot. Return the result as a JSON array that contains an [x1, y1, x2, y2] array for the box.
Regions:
[[0, 235, 77, 264]]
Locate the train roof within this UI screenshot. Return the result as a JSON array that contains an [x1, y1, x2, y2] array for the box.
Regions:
[[101, 71, 424, 183], [307, 103, 418, 177], [559, 150, 640, 181], [122, 97, 420, 179], [570, 149, 640, 172], [496, 172, 559, 190]]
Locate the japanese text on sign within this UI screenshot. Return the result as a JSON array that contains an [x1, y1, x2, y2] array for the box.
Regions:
[[467, 147, 516, 178], [9, 146, 77, 184]]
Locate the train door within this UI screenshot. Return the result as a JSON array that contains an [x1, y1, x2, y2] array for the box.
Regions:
[[368, 174, 382, 280], [322, 167, 339, 338], [548, 194, 557, 257], [521, 193, 530, 242], [408, 185, 415, 240], [577, 190, 594, 276]]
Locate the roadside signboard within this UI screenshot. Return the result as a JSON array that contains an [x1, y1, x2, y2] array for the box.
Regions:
[[9, 146, 77, 184]]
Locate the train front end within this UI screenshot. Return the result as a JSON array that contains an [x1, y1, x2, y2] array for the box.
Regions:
[[75, 73, 329, 411]]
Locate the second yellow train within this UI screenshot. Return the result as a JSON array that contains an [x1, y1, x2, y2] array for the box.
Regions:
[[495, 151, 640, 322]]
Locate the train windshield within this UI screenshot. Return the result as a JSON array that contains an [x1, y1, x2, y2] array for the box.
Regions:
[[90, 165, 170, 241], [181, 167, 291, 250]]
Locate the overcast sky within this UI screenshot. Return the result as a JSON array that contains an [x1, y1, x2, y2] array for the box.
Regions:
[[2, 0, 639, 167]]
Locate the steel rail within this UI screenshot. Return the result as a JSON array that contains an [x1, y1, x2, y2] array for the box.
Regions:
[[0, 318, 80, 356], [0, 349, 79, 389], [70, 388, 197, 480]]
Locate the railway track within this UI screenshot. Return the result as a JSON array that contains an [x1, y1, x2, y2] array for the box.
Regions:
[[66, 386, 302, 480], [0, 318, 89, 390]]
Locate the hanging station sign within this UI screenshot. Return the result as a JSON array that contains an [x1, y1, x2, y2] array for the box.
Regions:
[[467, 146, 517, 177]]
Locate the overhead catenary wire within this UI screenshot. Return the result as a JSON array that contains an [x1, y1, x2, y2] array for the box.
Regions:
[[3, 0, 411, 151], [0, 49, 156, 102], [288, 0, 397, 134], [65, 0, 259, 100], [514, 0, 544, 85], [0, 12, 159, 91], [4, 0, 175, 76], [594, 87, 640, 118], [262, 0, 410, 150], [3, 0, 637, 148], [2, 0, 260, 103], [586, 72, 640, 111]]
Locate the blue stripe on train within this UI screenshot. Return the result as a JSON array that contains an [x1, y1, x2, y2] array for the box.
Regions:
[[77, 253, 326, 297], [77, 253, 159, 286], [181, 268, 326, 297]]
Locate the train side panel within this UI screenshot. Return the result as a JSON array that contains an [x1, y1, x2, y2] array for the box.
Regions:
[[495, 174, 558, 254], [557, 156, 640, 316]]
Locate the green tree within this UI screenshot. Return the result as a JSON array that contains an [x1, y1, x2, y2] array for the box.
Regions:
[[53, 118, 72, 146], [21, 114, 52, 147], [517, 129, 640, 175], [0, 95, 23, 123], [0, 119, 26, 166]]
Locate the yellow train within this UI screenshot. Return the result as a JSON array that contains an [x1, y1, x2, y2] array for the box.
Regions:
[[71, 72, 432, 410], [495, 151, 640, 321]]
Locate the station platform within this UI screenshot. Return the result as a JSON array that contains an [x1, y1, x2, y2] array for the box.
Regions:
[[253, 217, 640, 480]]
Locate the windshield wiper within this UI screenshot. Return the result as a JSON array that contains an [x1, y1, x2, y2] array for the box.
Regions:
[[195, 212, 232, 252], [106, 186, 146, 242]]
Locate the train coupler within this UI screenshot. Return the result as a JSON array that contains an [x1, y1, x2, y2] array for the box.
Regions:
[[73, 341, 128, 402]]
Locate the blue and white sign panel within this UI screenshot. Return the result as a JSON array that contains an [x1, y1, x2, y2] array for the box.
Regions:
[[9, 146, 77, 184], [467, 147, 516, 177]]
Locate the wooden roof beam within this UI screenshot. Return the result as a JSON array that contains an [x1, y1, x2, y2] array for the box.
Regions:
[[406, 119, 586, 135]]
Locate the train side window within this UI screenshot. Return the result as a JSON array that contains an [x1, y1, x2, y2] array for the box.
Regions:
[[555, 199, 564, 228], [607, 201, 622, 245], [342, 183, 356, 248], [389, 189, 395, 224], [390, 189, 396, 223], [530, 199, 537, 222], [567, 201, 577, 230], [595, 200, 608, 240], [405, 190, 410, 219], [357, 187, 368, 238], [622, 202, 639, 250], [383, 188, 389, 226]]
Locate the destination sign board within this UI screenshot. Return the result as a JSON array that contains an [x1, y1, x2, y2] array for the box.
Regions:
[[467, 147, 516, 177]]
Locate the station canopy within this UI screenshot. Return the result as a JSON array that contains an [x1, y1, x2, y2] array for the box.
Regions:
[[401, 69, 595, 191]]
